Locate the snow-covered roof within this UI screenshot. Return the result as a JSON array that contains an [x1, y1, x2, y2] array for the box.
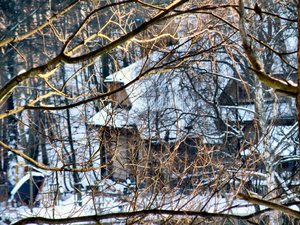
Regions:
[[89, 47, 231, 141], [105, 51, 163, 84], [89, 103, 135, 128], [220, 100, 296, 123], [10, 172, 44, 197]]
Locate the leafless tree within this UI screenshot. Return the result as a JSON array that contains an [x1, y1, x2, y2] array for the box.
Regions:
[[0, 0, 299, 224]]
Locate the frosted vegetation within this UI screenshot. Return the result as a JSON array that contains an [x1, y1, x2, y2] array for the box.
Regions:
[[0, 0, 299, 224]]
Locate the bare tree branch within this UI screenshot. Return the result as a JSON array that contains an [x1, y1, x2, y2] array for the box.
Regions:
[[237, 192, 300, 219], [11, 209, 254, 225], [0, 140, 113, 172], [0, 0, 81, 47], [0, 0, 189, 103], [238, 0, 297, 97]]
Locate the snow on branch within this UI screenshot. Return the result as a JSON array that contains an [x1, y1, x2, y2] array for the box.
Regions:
[[237, 192, 300, 219], [238, 0, 297, 97]]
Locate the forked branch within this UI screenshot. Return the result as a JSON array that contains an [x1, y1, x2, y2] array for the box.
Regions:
[[238, 0, 297, 97]]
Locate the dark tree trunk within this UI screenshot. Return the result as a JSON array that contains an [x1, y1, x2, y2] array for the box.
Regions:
[[61, 67, 81, 200]]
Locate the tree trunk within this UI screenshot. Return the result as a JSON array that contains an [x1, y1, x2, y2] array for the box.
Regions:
[[254, 77, 280, 225], [297, 0, 300, 145], [61, 66, 81, 203]]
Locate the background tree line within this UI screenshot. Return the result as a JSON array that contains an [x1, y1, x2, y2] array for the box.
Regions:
[[0, 0, 299, 224]]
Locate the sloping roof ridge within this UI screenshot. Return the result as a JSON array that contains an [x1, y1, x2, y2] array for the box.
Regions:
[[105, 51, 164, 84]]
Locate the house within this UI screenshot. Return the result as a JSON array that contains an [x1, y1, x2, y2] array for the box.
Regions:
[[218, 77, 298, 196], [218, 79, 297, 150], [86, 17, 297, 195], [88, 48, 233, 188]]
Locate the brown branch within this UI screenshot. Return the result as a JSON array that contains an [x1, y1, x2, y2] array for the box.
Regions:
[[209, 11, 297, 70], [247, 6, 297, 23], [23, 36, 225, 111], [0, 0, 82, 47], [167, 4, 297, 23], [0, 41, 226, 171], [237, 192, 300, 219], [238, 0, 297, 97], [134, 0, 166, 11], [62, 0, 189, 64], [0, 92, 66, 120], [12, 209, 249, 225], [62, 0, 134, 55], [0, 0, 189, 103], [0, 140, 111, 172], [165, 6, 297, 70], [15, 199, 300, 224], [0, 56, 62, 103]]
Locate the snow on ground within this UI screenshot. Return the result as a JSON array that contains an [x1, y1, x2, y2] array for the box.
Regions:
[[3, 186, 259, 224]]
